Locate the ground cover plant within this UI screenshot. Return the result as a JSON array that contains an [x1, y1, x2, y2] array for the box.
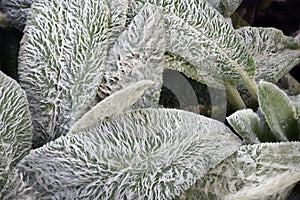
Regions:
[[0, 0, 300, 199]]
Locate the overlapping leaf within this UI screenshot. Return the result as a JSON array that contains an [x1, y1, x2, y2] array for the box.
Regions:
[[176, 142, 300, 200], [98, 4, 165, 108], [237, 27, 300, 83], [227, 109, 261, 144], [18, 0, 109, 147], [0, 109, 241, 199], [258, 81, 299, 141], [0, 71, 32, 190], [130, 0, 256, 95], [69, 80, 154, 133]]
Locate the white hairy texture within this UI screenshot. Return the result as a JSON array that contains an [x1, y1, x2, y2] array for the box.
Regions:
[[258, 81, 298, 141], [130, 0, 255, 89], [106, 0, 128, 47], [1, 109, 241, 199], [18, 0, 109, 147], [177, 142, 300, 200], [237, 27, 300, 83], [98, 5, 165, 108], [227, 109, 261, 144], [69, 80, 154, 133], [0, 71, 32, 190]]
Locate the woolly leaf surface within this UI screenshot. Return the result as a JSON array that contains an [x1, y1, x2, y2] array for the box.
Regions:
[[98, 4, 165, 108], [1, 109, 241, 199], [237, 27, 300, 83], [18, 0, 109, 147], [0, 71, 32, 190], [176, 142, 300, 200]]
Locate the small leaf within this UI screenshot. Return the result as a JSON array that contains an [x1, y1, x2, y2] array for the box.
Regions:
[[0, 71, 32, 190], [18, 0, 109, 147], [69, 80, 154, 133], [258, 81, 299, 141], [98, 4, 165, 108], [227, 109, 261, 144], [204, 0, 243, 17], [1, 109, 241, 199], [176, 142, 300, 200], [237, 27, 300, 83]]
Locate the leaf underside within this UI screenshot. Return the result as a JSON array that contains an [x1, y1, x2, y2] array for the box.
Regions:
[[176, 142, 300, 200], [227, 109, 261, 144], [0, 109, 241, 199], [98, 4, 165, 108], [258, 81, 299, 141], [18, 0, 109, 147], [0, 71, 32, 190], [68, 80, 154, 133]]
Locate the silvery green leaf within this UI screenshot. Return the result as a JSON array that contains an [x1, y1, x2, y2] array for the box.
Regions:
[[258, 81, 299, 141], [106, 0, 128, 47], [129, 0, 256, 93], [237, 27, 300, 83], [69, 80, 154, 133], [0, 0, 33, 31], [0, 71, 32, 190], [227, 109, 261, 144], [164, 53, 224, 89], [18, 0, 109, 147], [1, 109, 241, 199], [204, 0, 243, 17], [98, 4, 165, 108], [176, 142, 300, 200]]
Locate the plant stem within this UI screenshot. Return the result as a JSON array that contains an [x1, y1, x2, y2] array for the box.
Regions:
[[224, 81, 246, 110]]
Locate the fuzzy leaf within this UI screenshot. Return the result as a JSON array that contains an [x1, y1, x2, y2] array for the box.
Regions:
[[98, 4, 165, 108], [69, 80, 154, 133], [18, 0, 109, 147], [1, 109, 241, 199], [176, 142, 300, 200], [227, 109, 261, 144], [258, 81, 299, 141], [204, 0, 243, 17], [106, 0, 128, 47], [163, 53, 224, 89], [237, 27, 300, 83], [130, 0, 256, 92], [0, 71, 32, 190]]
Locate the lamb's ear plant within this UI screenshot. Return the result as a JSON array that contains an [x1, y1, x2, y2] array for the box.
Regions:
[[98, 4, 165, 108], [0, 109, 242, 199], [176, 142, 300, 200], [236, 27, 300, 83], [0, 71, 32, 190], [1, 0, 300, 199], [129, 0, 257, 102], [18, 0, 110, 148]]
